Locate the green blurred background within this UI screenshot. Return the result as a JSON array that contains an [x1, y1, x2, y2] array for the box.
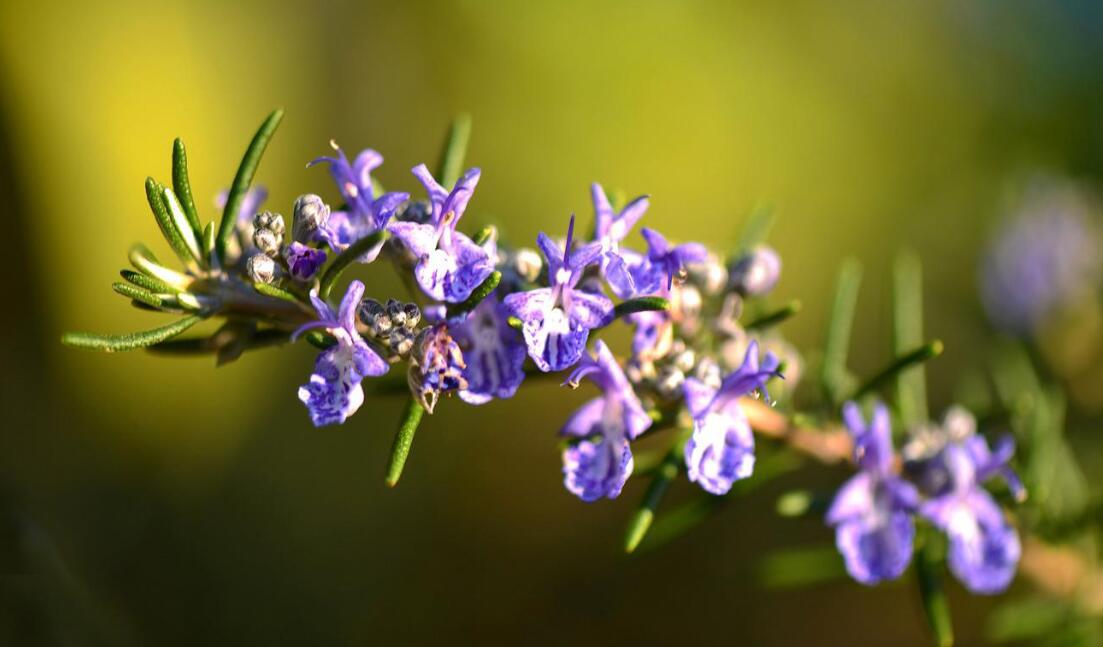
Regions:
[[1, 1, 1101, 644]]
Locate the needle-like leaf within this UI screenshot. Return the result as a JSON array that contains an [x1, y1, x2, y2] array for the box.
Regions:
[[61, 315, 205, 352], [172, 138, 202, 239], [437, 114, 472, 188], [217, 109, 284, 262], [318, 229, 389, 300], [385, 398, 426, 487]]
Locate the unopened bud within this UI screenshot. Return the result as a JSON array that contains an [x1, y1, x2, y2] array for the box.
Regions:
[[386, 299, 407, 328], [253, 227, 282, 258], [513, 248, 543, 283], [245, 253, 278, 284], [254, 211, 285, 236], [292, 194, 330, 242], [730, 246, 781, 296], [403, 303, 421, 329], [389, 328, 415, 356], [398, 200, 432, 224]]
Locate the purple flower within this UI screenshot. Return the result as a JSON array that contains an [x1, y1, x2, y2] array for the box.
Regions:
[[560, 340, 652, 501], [633, 228, 708, 294], [309, 141, 410, 263], [826, 402, 920, 585], [919, 435, 1023, 594], [410, 323, 468, 414], [503, 215, 614, 372], [682, 341, 781, 495], [293, 280, 389, 427], [450, 295, 527, 405], [283, 242, 327, 281], [591, 182, 649, 298], [980, 176, 1103, 335], [387, 165, 494, 302]]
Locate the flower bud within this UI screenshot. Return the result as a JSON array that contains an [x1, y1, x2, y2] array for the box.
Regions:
[[358, 298, 392, 337], [729, 246, 781, 296], [386, 299, 407, 328], [512, 248, 544, 283], [397, 200, 433, 224], [245, 253, 278, 284], [388, 327, 416, 357], [292, 194, 330, 242], [403, 303, 421, 329], [254, 211, 285, 236]]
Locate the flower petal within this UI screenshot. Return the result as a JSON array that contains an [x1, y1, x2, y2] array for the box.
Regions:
[[562, 433, 633, 502], [685, 408, 755, 495]]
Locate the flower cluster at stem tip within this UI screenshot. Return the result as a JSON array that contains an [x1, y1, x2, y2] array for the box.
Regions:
[[63, 111, 1027, 599]]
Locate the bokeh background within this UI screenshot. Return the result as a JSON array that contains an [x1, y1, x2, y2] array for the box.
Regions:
[[1, 1, 1102, 645]]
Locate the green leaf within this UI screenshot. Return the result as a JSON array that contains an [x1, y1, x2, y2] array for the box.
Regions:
[[253, 282, 304, 306], [447, 271, 501, 317], [305, 330, 337, 350], [625, 434, 686, 554], [437, 113, 472, 188], [111, 282, 176, 310], [217, 109, 284, 262], [202, 222, 216, 264], [852, 341, 943, 401], [821, 258, 862, 405], [171, 138, 203, 239], [120, 269, 173, 294], [735, 202, 775, 253], [128, 244, 191, 290], [385, 398, 426, 487], [745, 299, 801, 331], [61, 315, 204, 352], [472, 224, 497, 246], [162, 186, 205, 267], [613, 296, 670, 319], [893, 251, 928, 426], [318, 228, 389, 300], [145, 177, 201, 268], [916, 535, 955, 647]]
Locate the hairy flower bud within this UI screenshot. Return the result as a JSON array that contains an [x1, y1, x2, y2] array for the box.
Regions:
[[386, 299, 407, 328], [729, 246, 781, 296], [292, 194, 330, 243], [402, 303, 421, 329], [388, 327, 416, 357], [245, 253, 278, 284], [512, 248, 543, 283], [397, 200, 433, 224], [252, 212, 285, 257]]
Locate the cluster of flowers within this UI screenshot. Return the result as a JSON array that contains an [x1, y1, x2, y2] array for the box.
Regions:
[[828, 403, 1024, 593], [66, 114, 1026, 598], [265, 140, 789, 503]]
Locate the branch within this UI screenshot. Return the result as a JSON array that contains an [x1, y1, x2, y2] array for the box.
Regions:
[[739, 398, 1103, 615]]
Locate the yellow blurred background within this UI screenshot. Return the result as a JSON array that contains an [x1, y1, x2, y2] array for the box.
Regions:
[[1, 1, 1101, 644]]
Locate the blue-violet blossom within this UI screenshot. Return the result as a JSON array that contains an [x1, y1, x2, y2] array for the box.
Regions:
[[450, 294, 527, 405], [561, 340, 652, 501], [682, 340, 781, 495], [388, 165, 494, 302], [591, 182, 649, 298], [503, 215, 614, 372], [309, 142, 410, 263], [634, 227, 708, 294], [293, 280, 389, 426], [919, 434, 1023, 594], [826, 402, 920, 585]]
